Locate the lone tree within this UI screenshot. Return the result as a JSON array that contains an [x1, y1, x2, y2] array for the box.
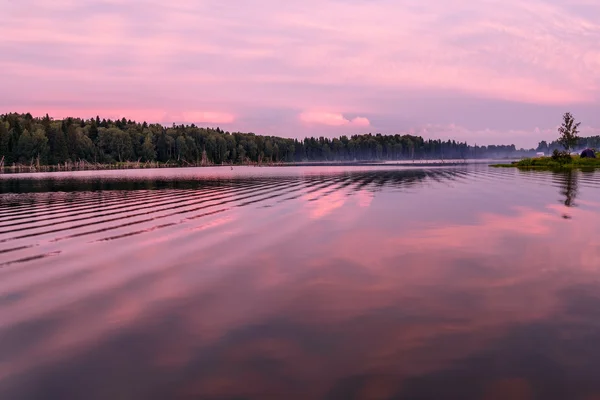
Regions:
[[557, 112, 580, 152]]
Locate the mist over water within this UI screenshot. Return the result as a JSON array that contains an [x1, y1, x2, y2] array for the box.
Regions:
[[1, 165, 600, 399]]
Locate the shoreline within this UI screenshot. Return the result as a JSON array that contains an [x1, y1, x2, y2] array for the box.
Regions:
[[0, 159, 517, 175], [491, 155, 600, 170]]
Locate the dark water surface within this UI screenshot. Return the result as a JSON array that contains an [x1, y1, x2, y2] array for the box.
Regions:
[[1, 166, 600, 399]]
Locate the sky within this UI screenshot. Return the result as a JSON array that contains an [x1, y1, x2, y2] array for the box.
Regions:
[[2, 0, 600, 147]]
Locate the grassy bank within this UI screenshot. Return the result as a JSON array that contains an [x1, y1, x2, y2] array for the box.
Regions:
[[492, 155, 600, 170]]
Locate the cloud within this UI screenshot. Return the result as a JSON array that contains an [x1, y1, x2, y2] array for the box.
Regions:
[[299, 112, 370, 127], [1, 0, 600, 144], [350, 117, 370, 127], [410, 123, 600, 147], [178, 112, 235, 124]]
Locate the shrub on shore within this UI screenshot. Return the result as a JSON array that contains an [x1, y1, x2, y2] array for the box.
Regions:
[[493, 153, 600, 169]]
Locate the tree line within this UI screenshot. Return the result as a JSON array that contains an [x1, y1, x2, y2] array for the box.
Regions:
[[536, 137, 600, 154], [0, 112, 553, 166]]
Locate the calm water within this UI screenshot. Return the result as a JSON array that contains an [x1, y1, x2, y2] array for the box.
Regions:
[[1, 165, 600, 399]]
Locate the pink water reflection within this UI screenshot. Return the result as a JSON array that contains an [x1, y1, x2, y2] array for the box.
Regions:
[[0, 168, 599, 399]]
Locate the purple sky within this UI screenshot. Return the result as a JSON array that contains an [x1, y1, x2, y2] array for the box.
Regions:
[[2, 0, 600, 147]]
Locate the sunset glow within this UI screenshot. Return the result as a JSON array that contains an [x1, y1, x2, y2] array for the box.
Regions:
[[2, 0, 600, 146]]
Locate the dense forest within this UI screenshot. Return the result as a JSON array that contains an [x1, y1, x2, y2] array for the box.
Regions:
[[536, 137, 600, 154], [0, 112, 594, 167]]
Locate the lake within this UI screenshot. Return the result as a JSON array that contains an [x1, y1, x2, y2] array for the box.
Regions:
[[1, 165, 600, 399]]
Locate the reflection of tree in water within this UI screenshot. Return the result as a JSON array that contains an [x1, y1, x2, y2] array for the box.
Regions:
[[557, 170, 579, 219]]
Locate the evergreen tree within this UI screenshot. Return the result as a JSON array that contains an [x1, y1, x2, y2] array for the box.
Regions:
[[89, 119, 99, 142], [141, 133, 156, 161], [46, 124, 69, 164], [0, 122, 9, 163], [16, 129, 48, 163]]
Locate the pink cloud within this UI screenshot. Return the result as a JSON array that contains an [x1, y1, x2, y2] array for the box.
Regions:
[[178, 111, 235, 124], [299, 112, 370, 127], [2, 0, 600, 145], [351, 117, 370, 127]]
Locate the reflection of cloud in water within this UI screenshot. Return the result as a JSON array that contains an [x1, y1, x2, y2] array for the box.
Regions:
[[4, 201, 600, 398], [306, 186, 373, 220], [355, 189, 373, 208], [2, 169, 600, 398], [307, 190, 347, 220]]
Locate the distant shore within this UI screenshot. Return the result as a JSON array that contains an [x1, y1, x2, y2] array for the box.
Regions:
[[0, 112, 545, 175], [0, 158, 516, 175]]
